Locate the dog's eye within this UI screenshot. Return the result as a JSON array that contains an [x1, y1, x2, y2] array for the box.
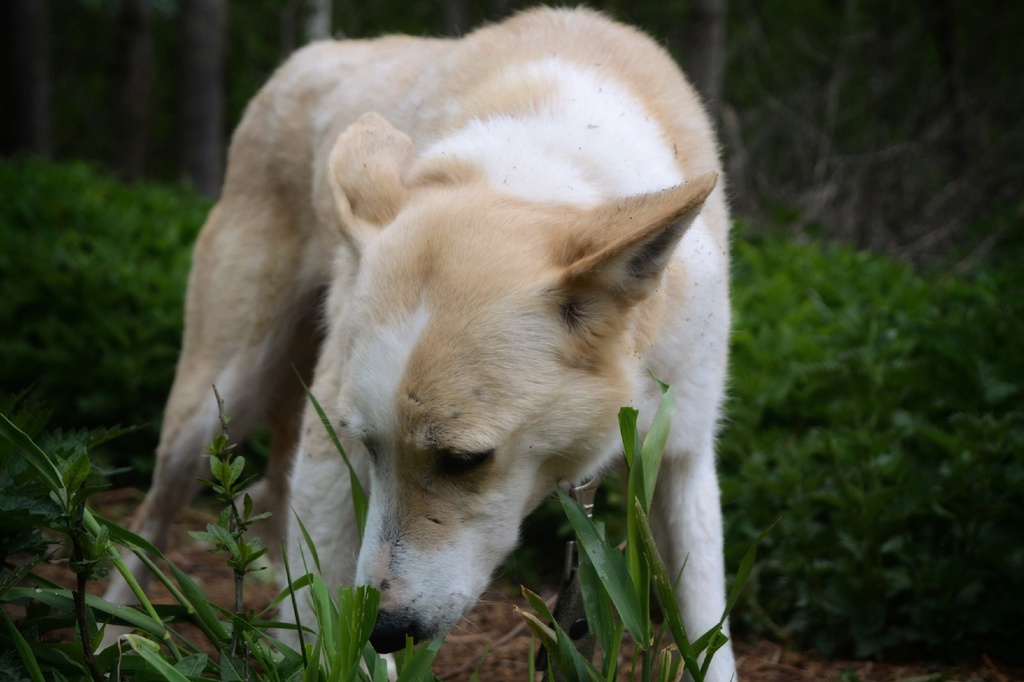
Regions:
[[437, 449, 494, 475]]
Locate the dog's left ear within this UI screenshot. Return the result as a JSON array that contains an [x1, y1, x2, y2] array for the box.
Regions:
[[328, 112, 413, 246], [558, 172, 717, 303]]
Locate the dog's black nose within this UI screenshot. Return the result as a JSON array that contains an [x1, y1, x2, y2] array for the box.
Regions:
[[369, 609, 424, 653]]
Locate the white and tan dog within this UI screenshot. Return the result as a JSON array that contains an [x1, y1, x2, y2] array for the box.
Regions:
[[106, 7, 735, 680]]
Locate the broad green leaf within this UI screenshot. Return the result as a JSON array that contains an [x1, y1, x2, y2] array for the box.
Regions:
[[558, 489, 647, 646], [576, 525, 616, 670]]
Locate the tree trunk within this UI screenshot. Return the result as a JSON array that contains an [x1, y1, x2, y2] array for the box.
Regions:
[[442, 0, 470, 36], [682, 0, 727, 117], [304, 0, 333, 42], [112, 0, 155, 181], [0, 0, 52, 157], [926, 0, 970, 175], [176, 0, 227, 198]]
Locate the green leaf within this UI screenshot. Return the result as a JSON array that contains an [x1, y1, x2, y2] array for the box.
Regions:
[[295, 513, 322, 575], [519, 608, 603, 682], [220, 650, 246, 681], [639, 378, 676, 511], [125, 634, 192, 681], [60, 449, 91, 493], [577, 528, 617, 673], [0, 410, 62, 493], [633, 500, 702, 679], [173, 653, 209, 677], [557, 488, 647, 646], [91, 514, 229, 646], [299, 375, 369, 539], [228, 456, 245, 487], [1, 607, 45, 682], [618, 407, 640, 469], [724, 520, 777, 619], [394, 638, 442, 682]]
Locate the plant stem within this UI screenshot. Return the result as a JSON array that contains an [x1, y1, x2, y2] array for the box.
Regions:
[[230, 499, 245, 662], [70, 506, 103, 682], [82, 509, 184, 661]]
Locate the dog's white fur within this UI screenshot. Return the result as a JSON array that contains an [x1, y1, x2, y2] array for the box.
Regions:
[[105, 8, 735, 680]]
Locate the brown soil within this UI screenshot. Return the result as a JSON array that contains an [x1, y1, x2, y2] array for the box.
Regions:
[[22, 489, 1023, 682]]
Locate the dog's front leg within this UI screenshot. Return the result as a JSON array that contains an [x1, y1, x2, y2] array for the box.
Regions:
[[282, 432, 366, 646], [648, 449, 737, 682]]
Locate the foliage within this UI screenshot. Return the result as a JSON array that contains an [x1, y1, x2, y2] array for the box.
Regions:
[[721, 227, 1024, 660], [0, 396, 442, 682], [0, 158, 208, 478], [524, 382, 754, 682]]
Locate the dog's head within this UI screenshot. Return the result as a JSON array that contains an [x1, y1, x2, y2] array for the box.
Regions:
[[324, 113, 715, 651]]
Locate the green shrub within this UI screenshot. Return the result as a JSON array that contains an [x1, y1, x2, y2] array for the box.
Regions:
[[721, 230, 1024, 660], [0, 159, 207, 479]]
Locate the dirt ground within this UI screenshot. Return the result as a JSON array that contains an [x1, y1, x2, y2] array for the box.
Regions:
[[27, 489, 1023, 682]]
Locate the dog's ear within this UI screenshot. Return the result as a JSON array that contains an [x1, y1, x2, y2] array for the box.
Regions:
[[328, 112, 413, 244], [557, 172, 717, 303]]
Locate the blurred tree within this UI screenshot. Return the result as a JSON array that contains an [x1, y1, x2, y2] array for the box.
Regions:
[[682, 0, 726, 116], [443, 0, 470, 36], [111, 0, 155, 181], [305, 0, 333, 41], [177, 0, 227, 198], [0, 0, 52, 157]]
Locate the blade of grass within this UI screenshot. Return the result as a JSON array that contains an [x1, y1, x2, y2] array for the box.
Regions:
[[633, 501, 703, 680], [1, 607, 45, 682], [520, 589, 598, 679], [297, 374, 368, 538]]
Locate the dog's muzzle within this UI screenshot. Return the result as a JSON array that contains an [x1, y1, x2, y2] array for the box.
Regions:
[[370, 608, 428, 653]]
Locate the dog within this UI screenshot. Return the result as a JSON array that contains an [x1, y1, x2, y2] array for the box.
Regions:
[[104, 7, 736, 680]]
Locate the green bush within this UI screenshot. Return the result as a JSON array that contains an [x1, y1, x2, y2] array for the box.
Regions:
[[721, 230, 1024, 661], [0, 159, 208, 479]]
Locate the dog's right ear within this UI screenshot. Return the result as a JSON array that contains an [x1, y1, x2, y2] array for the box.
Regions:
[[328, 112, 413, 247]]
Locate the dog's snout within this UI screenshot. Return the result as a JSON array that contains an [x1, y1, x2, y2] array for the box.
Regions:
[[370, 609, 425, 653]]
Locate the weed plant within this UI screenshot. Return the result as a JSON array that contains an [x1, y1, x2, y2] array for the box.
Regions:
[[522, 379, 756, 682]]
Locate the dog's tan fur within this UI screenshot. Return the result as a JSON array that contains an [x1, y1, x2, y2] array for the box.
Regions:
[[107, 8, 736, 680]]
